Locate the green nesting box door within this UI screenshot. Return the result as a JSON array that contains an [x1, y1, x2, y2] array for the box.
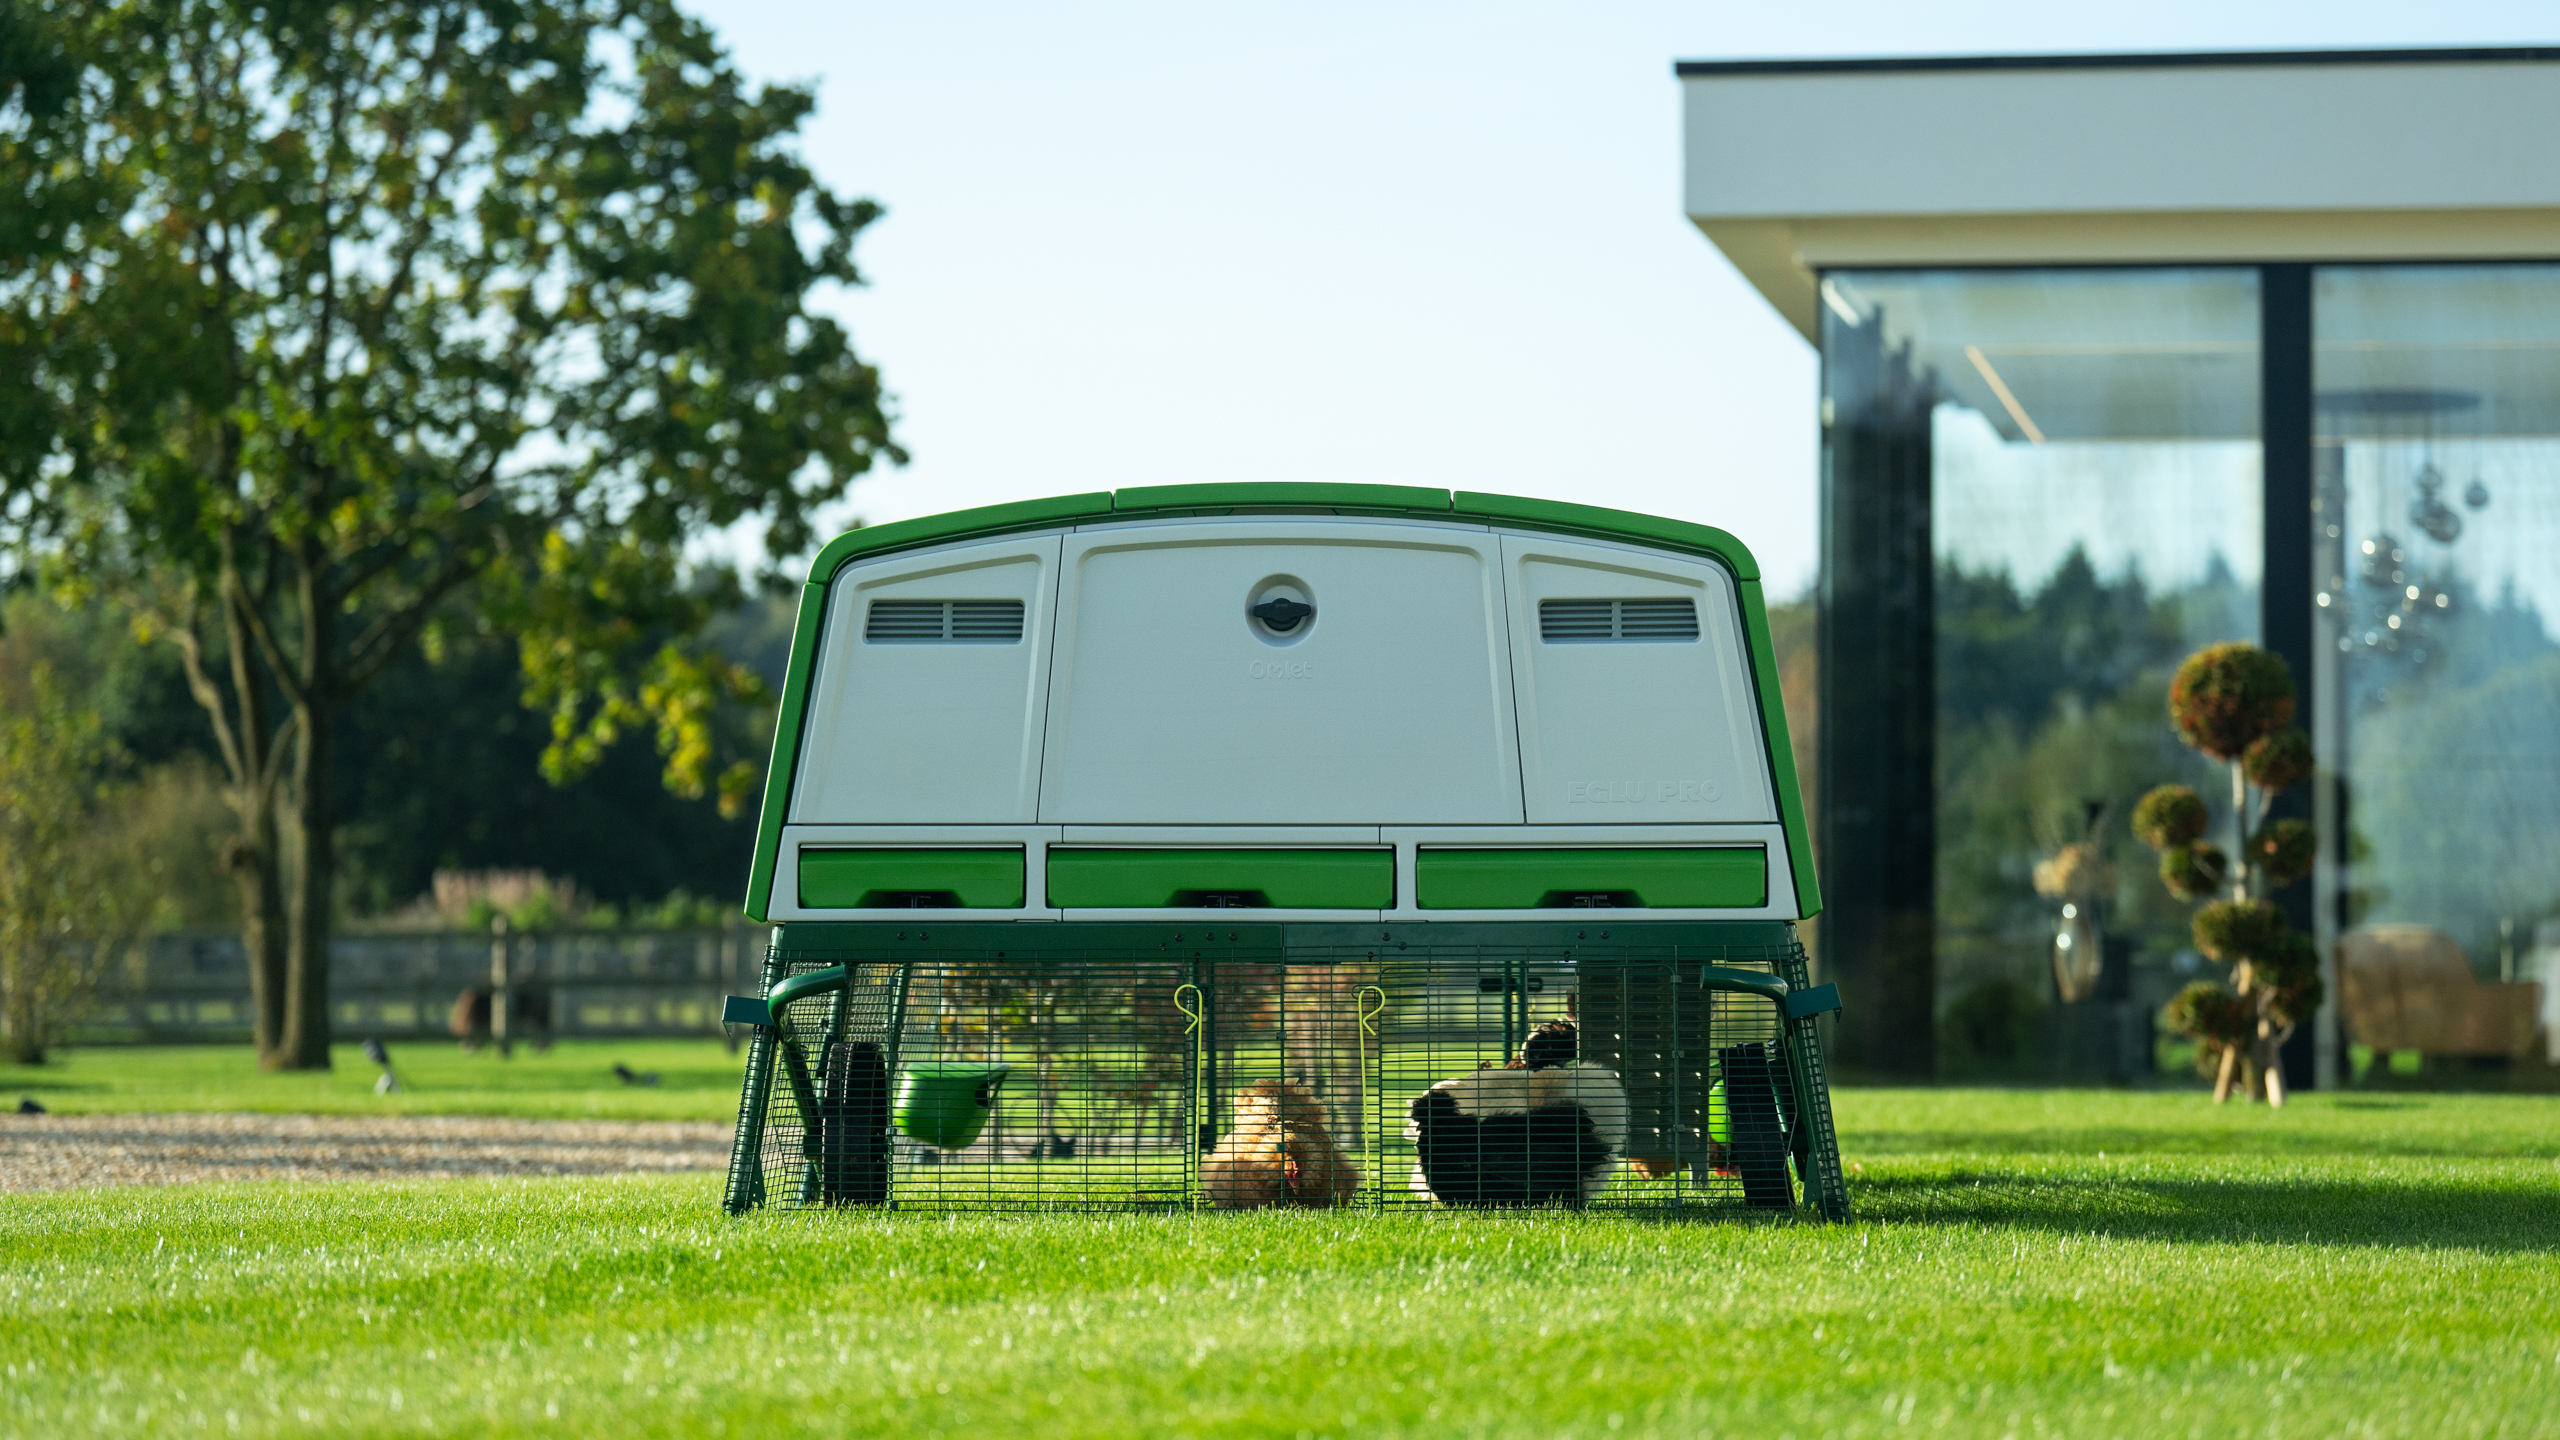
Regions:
[[1415, 847, 1766, 909], [799, 848, 1025, 909], [1046, 848, 1392, 908]]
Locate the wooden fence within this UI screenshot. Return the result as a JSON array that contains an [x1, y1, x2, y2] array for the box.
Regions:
[[81, 926, 771, 1044]]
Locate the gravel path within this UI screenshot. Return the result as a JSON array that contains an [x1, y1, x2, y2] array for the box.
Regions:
[[0, 1112, 732, 1193]]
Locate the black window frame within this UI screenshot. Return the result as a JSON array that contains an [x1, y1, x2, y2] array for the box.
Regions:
[[1806, 257, 2487, 1087]]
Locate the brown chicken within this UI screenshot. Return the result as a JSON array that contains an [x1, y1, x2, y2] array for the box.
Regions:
[[1202, 1080, 1360, 1209]]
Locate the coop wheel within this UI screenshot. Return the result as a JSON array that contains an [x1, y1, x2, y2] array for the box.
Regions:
[[817, 1040, 893, 1205]]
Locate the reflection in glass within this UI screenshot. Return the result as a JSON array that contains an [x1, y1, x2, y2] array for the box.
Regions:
[[1821, 268, 2262, 1079], [2314, 267, 2560, 1020]]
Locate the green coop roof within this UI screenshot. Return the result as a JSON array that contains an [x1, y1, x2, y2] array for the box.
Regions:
[[744, 485, 1816, 921], [797, 484, 1766, 586]]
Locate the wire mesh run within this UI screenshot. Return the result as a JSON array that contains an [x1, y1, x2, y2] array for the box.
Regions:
[[722, 928, 1846, 1219]]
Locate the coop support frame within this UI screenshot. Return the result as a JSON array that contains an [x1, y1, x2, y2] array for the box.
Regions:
[[723, 918, 1849, 1221]]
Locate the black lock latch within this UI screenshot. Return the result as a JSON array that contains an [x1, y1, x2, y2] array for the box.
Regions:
[[1251, 597, 1313, 632]]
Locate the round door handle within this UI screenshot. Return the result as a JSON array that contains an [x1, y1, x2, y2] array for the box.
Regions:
[[1251, 597, 1313, 632]]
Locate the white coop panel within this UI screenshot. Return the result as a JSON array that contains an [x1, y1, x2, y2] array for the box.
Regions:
[[1040, 520, 1523, 824], [790, 536, 1060, 824], [1501, 533, 1777, 825]]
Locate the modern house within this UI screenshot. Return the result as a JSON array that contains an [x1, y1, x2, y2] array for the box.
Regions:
[[1679, 48, 2560, 1085]]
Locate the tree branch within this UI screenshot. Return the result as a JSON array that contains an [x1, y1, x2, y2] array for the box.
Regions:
[[365, 26, 466, 344], [252, 706, 301, 805], [338, 546, 486, 696], [150, 590, 247, 789], [222, 529, 309, 710]]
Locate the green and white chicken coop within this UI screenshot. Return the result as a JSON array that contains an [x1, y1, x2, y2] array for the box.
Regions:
[[721, 484, 1846, 1219]]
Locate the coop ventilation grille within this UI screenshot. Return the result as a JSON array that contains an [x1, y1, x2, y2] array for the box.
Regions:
[[1539, 598, 1699, 643], [865, 599, 1026, 643]]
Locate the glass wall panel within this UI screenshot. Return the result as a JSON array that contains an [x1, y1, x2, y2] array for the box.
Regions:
[[2313, 266, 2560, 1053], [1821, 268, 2262, 1079]]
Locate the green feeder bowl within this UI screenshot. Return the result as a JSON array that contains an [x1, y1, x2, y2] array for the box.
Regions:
[[1705, 1055, 1794, 1146], [894, 1063, 1011, 1150]]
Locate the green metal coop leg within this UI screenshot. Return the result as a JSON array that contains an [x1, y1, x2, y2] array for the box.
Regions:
[[1775, 945, 1850, 1223], [722, 1026, 778, 1215], [721, 937, 793, 1215], [736, 965, 854, 1210], [1778, 1016, 1848, 1221]]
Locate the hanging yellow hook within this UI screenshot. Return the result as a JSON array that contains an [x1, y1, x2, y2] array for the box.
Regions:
[[1174, 983, 1205, 1211], [1356, 985, 1386, 1206]]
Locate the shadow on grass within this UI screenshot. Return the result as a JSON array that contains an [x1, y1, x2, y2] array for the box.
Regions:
[[1839, 1125, 2560, 1161], [1850, 1169, 2560, 1253], [2, 1075, 110, 1095]]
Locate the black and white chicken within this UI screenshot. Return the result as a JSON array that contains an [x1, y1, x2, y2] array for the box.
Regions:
[[1405, 1020, 1627, 1206]]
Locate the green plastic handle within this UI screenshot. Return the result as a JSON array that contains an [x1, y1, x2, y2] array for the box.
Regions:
[[1697, 964, 1790, 1004], [765, 965, 850, 1023]]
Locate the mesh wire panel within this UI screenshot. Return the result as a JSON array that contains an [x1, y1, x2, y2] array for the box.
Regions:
[[723, 929, 1845, 1218]]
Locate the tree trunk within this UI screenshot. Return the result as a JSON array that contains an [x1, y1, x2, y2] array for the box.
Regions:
[[274, 549, 338, 1072], [2230, 760, 2250, 900], [2, 948, 39, 1065], [277, 698, 336, 1071], [2255, 1018, 2289, 1108], [229, 802, 289, 1066], [2212, 1044, 2240, 1103], [195, 577, 295, 1070]]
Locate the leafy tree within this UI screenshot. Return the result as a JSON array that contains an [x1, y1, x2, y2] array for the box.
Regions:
[[0, 0, 900, 1068], [330, 612, 768, 918], [2135, 643, 2320, 1105], [0, 668, 139, 1063]]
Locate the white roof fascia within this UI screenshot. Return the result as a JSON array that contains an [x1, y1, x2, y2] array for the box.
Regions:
[[1680, 52, 2560, 339]]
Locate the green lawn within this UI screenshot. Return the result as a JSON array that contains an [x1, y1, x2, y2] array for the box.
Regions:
[[2, 1040, 743, 1121], [7, 1089, 2558, 1437]]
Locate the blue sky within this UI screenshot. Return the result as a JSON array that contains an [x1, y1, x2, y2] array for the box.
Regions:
[[694, 2, 2560, 597]]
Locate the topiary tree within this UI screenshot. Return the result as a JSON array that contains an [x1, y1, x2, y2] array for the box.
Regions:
[[2133, 642, 2321, 1105]]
